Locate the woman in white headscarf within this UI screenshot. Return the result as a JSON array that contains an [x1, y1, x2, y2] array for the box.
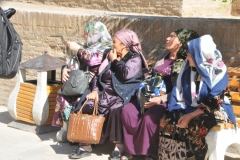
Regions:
[[52, 21, 112, 127]]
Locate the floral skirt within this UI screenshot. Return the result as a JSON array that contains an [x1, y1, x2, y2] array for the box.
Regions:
[[51, 95, 80, 127], [163, 111, 217, 158]]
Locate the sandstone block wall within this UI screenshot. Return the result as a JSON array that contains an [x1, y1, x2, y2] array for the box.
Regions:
[[232, 0, 240, 16], [0, 7, 239, 106], [2, 0, 239, 17]]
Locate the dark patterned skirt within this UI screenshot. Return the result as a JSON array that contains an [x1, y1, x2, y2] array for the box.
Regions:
[[163, 110, 217, 159]]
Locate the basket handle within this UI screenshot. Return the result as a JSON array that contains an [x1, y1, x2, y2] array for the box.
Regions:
[[78, 98, 99, 116]]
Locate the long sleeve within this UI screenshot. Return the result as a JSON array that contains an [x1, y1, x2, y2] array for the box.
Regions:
[[111, 54, 142, 81], [77, 49, 103, 73], [91, 74, 100, 92]]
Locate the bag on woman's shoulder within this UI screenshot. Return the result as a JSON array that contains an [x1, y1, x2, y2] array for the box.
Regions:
[[58, 55, 90, 96], [67, 99, 105, 144]]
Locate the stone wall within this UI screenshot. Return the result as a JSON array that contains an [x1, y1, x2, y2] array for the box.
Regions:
[[2, 0, 239, 17], [232, 0, 240, 16], [0, 4, 239, 106], [2, 0, 183, 16]]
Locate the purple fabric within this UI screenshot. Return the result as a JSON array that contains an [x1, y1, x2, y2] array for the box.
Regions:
[[112, 55, 142, 81], [78, 50, 103, 73], [82, 69, 124, 143], [155, 56, 175, 93], [121, 100, 166, 157], [99, 30, 148, 74], [121, 58, 174, 157], [93, 55, 142, 91], [154, 57, 175, 77], [81, 55, 143, 143]]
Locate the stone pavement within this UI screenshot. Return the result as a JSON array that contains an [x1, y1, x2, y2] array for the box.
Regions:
[[1, 104, 240, 160], [0, 106, 113, 160]]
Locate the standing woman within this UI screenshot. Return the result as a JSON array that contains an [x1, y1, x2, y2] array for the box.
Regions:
[[160, 35, 236, 160], [68, 30, 148, 159], [52, 21, 112, 127], [121, 29, 199, 160]]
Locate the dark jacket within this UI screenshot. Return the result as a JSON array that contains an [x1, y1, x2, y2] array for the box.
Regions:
[[75, 51, 143, 111]]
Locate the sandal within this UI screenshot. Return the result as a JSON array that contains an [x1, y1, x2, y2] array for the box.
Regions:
[[120, 152, 133, 160]]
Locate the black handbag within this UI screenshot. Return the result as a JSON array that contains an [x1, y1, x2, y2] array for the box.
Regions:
[[137, 69, 166, 114], [58, 56, 90, 96]]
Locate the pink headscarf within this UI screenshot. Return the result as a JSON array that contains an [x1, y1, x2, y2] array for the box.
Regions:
[[98, 29, 148, 74]]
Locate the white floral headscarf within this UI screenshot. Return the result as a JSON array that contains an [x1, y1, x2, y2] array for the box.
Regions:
[[79, 21, 112, 55]]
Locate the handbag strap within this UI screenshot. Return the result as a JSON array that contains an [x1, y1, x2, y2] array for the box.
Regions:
[[78, 99, 99, 116], [71, 51, 89, 72]]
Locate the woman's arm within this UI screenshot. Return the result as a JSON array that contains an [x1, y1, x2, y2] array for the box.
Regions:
[[90, 75, 99, 92], [176, 109, 204, 128], [86, 75, 99, 101], [77, 49, 103, 67], [111, 54, 142, 81]]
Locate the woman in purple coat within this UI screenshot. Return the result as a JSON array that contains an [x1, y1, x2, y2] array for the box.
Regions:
[[121, 29, 199, 160], [68, 30, 148, 159]]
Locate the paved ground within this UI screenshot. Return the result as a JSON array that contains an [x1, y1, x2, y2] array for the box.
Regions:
[[1, 104, 240, 160], [0, 106, 114, 160]]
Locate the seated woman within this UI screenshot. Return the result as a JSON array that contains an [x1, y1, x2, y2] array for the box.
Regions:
[[160, 35, 236, 160], [121, 29, 199, 160], [52, 21, 112, 127], [68, 30, 148, 159]]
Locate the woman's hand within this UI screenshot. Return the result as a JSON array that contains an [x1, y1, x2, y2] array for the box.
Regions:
[[109, 49, 117, 62], [62, 68, 71, 83], [144, 96, 162, 108], [176, 114, 193, 128], [66, 42, 81, 52], [86, 91, 99, 101]]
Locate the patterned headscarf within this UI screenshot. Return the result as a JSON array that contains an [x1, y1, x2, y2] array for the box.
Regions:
[[79, 21, 112, 55], [168, 35, 236, 128], [172, 28, 199, 74]]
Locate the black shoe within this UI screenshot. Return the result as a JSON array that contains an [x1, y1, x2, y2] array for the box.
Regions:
[[69, 147, 78, 157], [69, 149, 91, 159], [111, 150, 121, 158]]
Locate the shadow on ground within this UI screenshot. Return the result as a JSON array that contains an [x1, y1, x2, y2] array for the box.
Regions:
[[49, 142, 114, 156], [0, 111, 14, 124]]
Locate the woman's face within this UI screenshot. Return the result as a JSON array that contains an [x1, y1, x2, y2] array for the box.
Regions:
[[186, 53, 196, 67], [84, 31, 88, 41], [112, 36, 126, 55], [165, 32, 182, 52]]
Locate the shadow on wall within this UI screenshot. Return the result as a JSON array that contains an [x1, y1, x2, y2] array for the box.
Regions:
[[104, 14, 240, 65]]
